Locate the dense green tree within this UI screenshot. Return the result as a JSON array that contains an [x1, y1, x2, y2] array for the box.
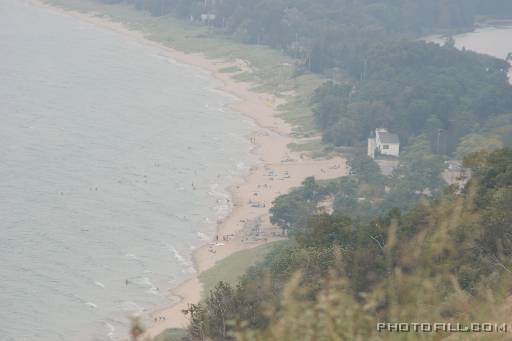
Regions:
[[463, 149, 512, 256], [456, 133, 503, 159], [269, 177, 323, 234]]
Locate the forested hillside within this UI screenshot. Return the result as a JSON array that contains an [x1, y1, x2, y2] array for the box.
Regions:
[[312, 41, 512, 152], [110, 0, 512, 73]]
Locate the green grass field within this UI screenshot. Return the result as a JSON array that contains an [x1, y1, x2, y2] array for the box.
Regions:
[[287, 138, 325, 153], [153, 328, 186, 341], [199, 241, 286, 296]]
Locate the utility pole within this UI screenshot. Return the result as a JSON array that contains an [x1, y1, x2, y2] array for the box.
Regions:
[[363, 58, 367, 81], [361, 57, 368, 81], [437, 128, 442, 154]]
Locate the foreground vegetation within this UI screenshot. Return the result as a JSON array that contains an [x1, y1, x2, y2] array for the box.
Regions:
[[198, 242, 284, 296], [167, 148, 512, 341]]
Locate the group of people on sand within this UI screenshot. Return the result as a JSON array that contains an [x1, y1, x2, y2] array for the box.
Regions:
[[249, 199, 266, 208], [154, 316, 166, 323], [222, 234, 234, 241], [321, 163, 343, 173], [216, 234, 234, 242]]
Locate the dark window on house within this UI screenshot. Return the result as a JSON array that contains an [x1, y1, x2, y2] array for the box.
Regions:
[[383, 145, 389, 149]]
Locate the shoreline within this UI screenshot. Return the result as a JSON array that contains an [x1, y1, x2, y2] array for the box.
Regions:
[[31, 1, 348, 339]]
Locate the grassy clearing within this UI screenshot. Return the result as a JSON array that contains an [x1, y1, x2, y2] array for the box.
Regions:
[[218, 66, 242, 73], [287, 139, 325, 153], [154, 328, 186, 341], [199, 241, 286, 296]]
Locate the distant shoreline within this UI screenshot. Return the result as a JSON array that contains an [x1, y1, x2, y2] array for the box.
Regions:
[[424, 25, 512, 84], [30, 0, 347, 339]]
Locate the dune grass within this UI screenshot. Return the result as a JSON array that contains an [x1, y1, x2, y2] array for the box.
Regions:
[[287, 138, 325, 153]]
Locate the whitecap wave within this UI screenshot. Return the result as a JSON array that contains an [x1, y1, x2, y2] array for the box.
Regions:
[[94, 281, 105, 288], [168, 245, 190, 267], [120, 301, 144, 314], [184, 266, 196, 274], [197, 231, 210, 242], [131, 276, 153, 288], [236, 161, 246, 170], [145, 287, 161, 295], [104, 322, 115, 341], [125, 253, 139, 260], [85, 302, 97, 308]]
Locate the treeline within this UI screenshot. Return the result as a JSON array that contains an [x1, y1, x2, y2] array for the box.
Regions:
[[105, 0, 512, 73], [170, 148, 512, 341]]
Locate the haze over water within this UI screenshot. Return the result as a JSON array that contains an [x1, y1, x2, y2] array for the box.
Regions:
[[428, 22, 512, 81], [3, 1, 512, 340], [0, 1, 254, 340]]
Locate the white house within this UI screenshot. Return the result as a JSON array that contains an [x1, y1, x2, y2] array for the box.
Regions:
[[368, 128, 400, 159]]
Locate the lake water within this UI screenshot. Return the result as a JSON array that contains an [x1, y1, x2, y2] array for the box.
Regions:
[[0, 1, 255, 340], [427, 23, 512, 81]]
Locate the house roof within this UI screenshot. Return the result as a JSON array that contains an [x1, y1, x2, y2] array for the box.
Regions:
[[377, 131, 399, 144]]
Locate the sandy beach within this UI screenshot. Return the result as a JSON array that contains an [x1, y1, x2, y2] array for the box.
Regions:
[[32, 1, 347, 339]]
